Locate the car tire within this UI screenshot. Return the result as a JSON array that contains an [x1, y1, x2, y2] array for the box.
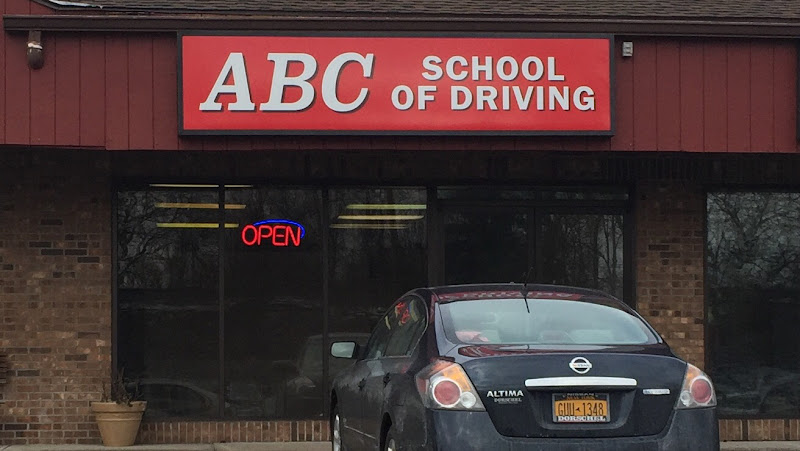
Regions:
[[384, 426, 397, 451], [331, 405, 344, 451]]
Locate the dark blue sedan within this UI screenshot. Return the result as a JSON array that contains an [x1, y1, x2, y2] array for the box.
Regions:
[[329, 284, 719, 451]]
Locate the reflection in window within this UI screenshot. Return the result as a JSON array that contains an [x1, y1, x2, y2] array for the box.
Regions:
[[541, 215, 624, 298], [327, 189, 427, 376], [444, 211, 527, 285], [117, 186, 425, 421], [441, 298, 655, 345], [223, 189, 323, 419], [117, 190, 220, 419], [115, 185, 632, 420], [385, 298, 427, 357], [708, 193, 800, 417]]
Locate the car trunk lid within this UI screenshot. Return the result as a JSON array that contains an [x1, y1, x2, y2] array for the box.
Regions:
[[457, 347, 686, 438]]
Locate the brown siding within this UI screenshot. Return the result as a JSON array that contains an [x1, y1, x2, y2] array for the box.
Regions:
[[656, 41, 681, 151], [55, 35, 80, 146], [679, 41, 704, 152], [633, 40, 659, 151], [0, 0, 5, 143], [4, 0, 31, 146], [1, 7, 799, 153], [104, 34, 129, 151], [79, 35, 106, 148]]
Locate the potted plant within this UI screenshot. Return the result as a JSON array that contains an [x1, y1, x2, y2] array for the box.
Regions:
[[91, 369, 146, 447]]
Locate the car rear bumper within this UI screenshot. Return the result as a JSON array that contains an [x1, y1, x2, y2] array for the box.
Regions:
[[420, 407, 719, 451]]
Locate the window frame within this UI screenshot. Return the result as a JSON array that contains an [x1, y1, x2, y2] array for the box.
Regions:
[[362, 306, 397, 361]]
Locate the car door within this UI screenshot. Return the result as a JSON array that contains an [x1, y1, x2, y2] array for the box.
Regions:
[[333, 345, 370, 450], [361, 296, 427, 448], [346, 306, 395, 450]]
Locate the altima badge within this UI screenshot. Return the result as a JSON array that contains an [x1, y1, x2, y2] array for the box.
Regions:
[[486, 390, 524, 405], [569, 357, 592, 374]]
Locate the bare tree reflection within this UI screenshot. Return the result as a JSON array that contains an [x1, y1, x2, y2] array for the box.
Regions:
[[116, 190, 221, 418], [328, 188, 427, 332], [541, 215, 624, 298], [708, 193, 800, 417], [118, 191, 218, 290]]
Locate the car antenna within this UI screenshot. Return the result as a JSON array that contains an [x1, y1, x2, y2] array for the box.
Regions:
[[520, 267, 534, 314]]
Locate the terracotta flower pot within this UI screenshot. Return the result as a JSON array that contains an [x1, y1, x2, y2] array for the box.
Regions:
[[91, 401, 147, 447]]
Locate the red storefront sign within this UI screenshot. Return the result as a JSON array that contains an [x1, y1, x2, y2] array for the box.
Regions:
[[179, 34, 612, 135]]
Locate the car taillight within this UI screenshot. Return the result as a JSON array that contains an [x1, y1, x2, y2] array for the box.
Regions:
[[432, 379, 461, 407], [676, 363, 716, 409], [416, 359, 485, 411]]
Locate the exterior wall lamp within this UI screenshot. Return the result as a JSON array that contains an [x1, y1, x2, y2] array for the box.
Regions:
[[27, 30, 44, 70]]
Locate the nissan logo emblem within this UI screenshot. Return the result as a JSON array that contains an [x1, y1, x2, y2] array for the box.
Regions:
[[569, 357, 592, 374]]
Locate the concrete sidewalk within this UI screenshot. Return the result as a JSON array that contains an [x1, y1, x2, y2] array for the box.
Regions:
[[722, 443, 800, 450], [3, 442, 800, 450]]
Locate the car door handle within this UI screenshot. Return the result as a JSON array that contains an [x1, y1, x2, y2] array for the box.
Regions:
[[358, 378, 366, 390], [383, 374, 391, 385]]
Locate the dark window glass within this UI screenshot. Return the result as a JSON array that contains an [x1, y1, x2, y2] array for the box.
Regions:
[[708, 193, 800, 418], [540, 214, 624, 298], [444, 210, 528, 284], [117, 190, 220, 419], [439, 298, 656, 345], [327, 188, 427, 364], [364, 313, 394, 360], [117, 186, 425, 421], [223, 188, 323, 420], [135, 380, 217, 418], [442, 210, 624, 297]]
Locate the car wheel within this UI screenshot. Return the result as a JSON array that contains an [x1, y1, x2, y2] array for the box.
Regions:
[[331, 406, 343, 451], [384, 426, 397, 451]]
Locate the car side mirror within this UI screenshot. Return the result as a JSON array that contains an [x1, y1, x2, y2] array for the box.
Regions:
[[331, 341, 358, 359]]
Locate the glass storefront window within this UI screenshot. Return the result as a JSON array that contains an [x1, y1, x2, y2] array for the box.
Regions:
[[116, 185, 629, 420], [540, 214, 624, 298], [327, 188, 428, 356], [444, 210, 528, 284], [708, 192, 800, 417], [441, 207, 624, 299], [223, 188, 323, 419], [116, 186, 427, 421], [117, 190, 220, 419]]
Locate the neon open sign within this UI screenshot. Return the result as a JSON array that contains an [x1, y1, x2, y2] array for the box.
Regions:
[[241, 220, 306, 247]]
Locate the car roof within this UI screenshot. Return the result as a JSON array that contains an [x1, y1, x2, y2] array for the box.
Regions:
[[421, 283, 619, 304]]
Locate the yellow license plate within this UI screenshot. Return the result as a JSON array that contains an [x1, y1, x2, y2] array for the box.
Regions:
[[553, 393, 610, 423]]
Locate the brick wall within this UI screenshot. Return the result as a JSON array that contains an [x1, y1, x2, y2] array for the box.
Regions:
[[138, 420, 329, 443], [630, 181, 800, 441], [635, 181, 706, 368], [719, 419, 800, 441], [0, 150, 113, 444]]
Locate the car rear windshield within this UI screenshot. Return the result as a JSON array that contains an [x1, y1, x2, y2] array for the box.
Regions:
[[439, 297, 658, 346]]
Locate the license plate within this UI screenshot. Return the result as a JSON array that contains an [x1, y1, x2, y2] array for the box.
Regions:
[[553, 393, 609, 423]]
